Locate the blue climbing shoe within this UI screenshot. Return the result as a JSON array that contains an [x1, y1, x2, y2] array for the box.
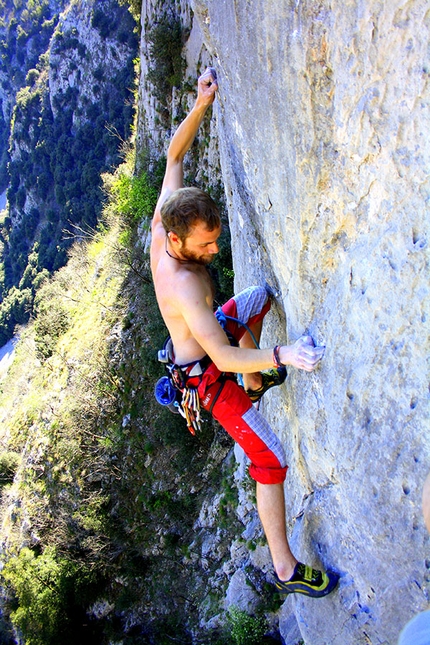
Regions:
[[274, 562, 339, 598], [246, 367, 287, 403]]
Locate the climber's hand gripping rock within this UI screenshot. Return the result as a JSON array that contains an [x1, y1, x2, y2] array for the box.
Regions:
[[197, 67, 218, 107], [278, 335, 325, 372]]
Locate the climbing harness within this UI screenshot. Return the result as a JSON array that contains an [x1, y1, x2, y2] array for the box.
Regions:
[[154, 337, 209, 435], [154, 310, 261, 433]]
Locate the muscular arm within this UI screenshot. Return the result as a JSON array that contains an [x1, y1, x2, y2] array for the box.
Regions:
[[151, 68, 218, 240], [178, 275, 325, 373]]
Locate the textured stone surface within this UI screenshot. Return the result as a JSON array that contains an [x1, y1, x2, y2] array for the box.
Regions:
[[48, 0, 133, 123], [189, 1, 430, 644]]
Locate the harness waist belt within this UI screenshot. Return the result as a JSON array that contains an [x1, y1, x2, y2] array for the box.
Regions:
[[180, 354, 212, 379]]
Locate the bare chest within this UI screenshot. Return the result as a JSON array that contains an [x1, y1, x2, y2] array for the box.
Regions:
[[154, 259, 215, 316]]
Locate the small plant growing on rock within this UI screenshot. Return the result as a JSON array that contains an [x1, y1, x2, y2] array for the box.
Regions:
[[228, 606, 268, 645], [0, 451, 20, 487], [146, 12, 187, 121]]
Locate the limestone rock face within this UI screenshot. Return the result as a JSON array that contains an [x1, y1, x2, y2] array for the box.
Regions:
[[48, 0, 134, 126], [190, 1, 430, 644]]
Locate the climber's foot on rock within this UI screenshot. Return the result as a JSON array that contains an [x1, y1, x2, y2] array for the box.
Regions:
[[246, 367, 287, 403], [274, 562, 339, 598]]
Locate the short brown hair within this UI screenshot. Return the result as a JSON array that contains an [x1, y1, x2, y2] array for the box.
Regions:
[[161, 187, 221, 242]]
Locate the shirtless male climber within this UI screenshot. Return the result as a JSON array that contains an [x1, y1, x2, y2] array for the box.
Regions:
[[150, 67, 339, 597]]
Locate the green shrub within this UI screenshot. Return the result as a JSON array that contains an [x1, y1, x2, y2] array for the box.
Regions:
[[1, 547, 104, 645], [107, 167, 158, 228], [0, 451, 20, 487], [33, 282, 70, 360], [146, 13, 186, 109], [0, 286, 33, 345], [228, 606, 268, 645], [1, 547, 73, 645], [118, 0, 142, 23]]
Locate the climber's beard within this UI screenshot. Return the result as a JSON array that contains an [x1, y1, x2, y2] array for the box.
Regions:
[[178, 243, 215, 265]]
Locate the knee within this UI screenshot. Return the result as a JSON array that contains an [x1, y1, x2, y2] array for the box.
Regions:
[[232, 285, 271, 324], [238, 285, 269, 309], [248, 285, 268, 301]]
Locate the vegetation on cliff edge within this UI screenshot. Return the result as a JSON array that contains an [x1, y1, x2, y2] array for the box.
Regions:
[[0, 154, 259, 644]]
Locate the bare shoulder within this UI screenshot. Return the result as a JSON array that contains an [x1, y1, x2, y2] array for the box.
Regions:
[[151, 187, 173, 241], [150, 193, 171, 272], [183, 267, 210, 299], [166, 263, 208, 301]]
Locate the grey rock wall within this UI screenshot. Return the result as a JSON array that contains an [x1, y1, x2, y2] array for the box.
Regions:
[[190, 1, 430, 644], [48, 0, 133, 125]]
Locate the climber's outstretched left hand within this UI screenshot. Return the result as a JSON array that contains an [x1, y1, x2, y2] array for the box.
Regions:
[[279, 335, 325, 372]]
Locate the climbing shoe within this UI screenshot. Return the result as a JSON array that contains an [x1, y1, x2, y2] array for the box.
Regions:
[[246, 366, 287, 403], [273, 562, 339, 598]]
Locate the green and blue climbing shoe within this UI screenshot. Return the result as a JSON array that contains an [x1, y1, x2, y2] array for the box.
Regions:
[[274, 562, 339, 598], [246, 367, 287, 403]]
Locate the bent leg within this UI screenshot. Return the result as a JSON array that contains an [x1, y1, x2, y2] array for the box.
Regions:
[[221, 286, 270, 391], [221, 285, 270, 344]]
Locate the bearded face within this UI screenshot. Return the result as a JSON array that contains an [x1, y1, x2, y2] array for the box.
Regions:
[[174, 222, 222, 265]]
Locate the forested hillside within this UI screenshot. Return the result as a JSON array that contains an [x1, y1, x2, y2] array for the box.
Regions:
[[0, 0, 138, 344]]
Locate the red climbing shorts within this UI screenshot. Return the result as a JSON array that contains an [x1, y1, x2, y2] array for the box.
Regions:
[[186, 286, 288, 485]]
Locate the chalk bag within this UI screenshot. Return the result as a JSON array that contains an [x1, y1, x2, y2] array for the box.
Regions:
[[154, 376, 180, 413]]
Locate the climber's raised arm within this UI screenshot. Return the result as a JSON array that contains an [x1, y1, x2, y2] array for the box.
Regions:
[[151, 68, 218, 241]]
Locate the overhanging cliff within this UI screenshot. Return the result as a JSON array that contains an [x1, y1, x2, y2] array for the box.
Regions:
[[138, 1, 430, 643]]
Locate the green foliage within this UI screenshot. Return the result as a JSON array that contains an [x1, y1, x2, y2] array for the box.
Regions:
[[33, 280, 70, 361], [0, 0, 55, 88], [1, 547, 104, 645], [2, 547, 69, 645], [0, 286, 32, 346], [102, 155, 165, 257], [106, 167, 158, 228], [146, 13, 186, 115], [228, 607, 268, 645], [0, 451, 20, 487], [118, 0, 142, 23]]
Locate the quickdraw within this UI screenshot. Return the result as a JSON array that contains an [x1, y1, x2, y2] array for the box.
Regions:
[[177, 384, 201, 435]]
